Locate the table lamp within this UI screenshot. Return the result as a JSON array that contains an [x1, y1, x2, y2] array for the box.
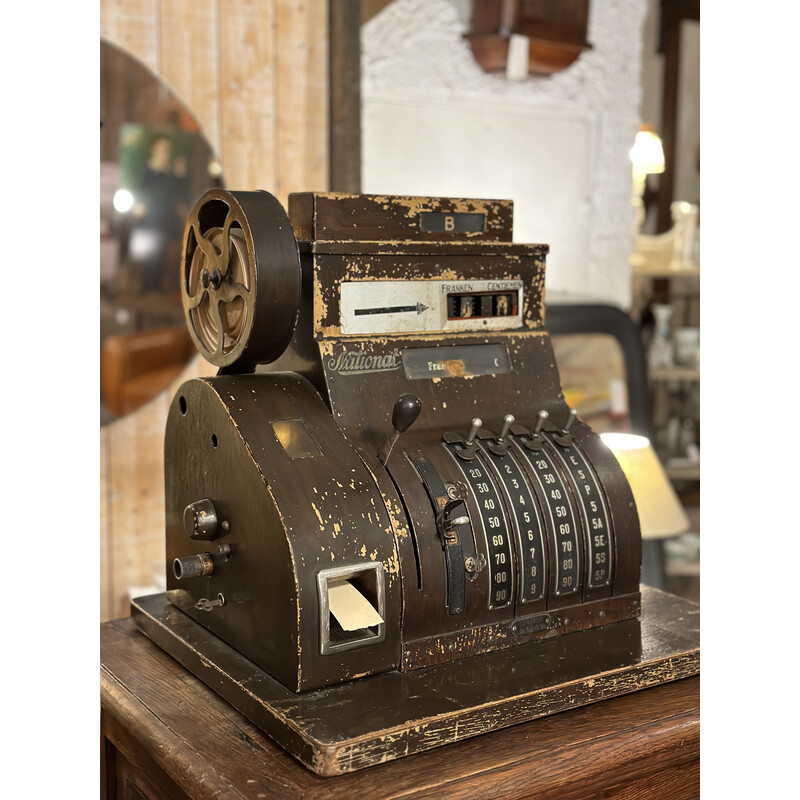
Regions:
[[629, 124, 665, 234], [600, 432, 689, 539]]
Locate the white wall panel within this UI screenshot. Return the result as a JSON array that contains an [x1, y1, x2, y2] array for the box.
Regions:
[[364, 94, 596, 294]]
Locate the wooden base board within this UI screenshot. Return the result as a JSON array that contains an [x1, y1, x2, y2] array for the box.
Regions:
[[131, 586, 699, 776]]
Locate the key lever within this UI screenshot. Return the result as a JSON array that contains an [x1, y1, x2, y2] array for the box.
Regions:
[[486, 414, 515, 456], [382, 393, 422, 466], [498, 414, 515, 442], [554, 408, 579, 446], [466, 418, 482, 445]]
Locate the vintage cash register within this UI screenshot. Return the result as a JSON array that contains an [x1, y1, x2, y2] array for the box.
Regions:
[[132, 189, 699, 775]]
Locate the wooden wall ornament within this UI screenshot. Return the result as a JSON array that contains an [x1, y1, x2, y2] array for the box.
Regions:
[[99, 0, 329, 622], [465, 0, 593, 77]]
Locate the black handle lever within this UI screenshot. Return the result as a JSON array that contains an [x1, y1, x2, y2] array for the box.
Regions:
[[382, 394, 422, 466], [392, 393, 422, 434]]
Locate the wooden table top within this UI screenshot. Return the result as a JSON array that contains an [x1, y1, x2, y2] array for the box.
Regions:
[[101, 616, 699, 800]]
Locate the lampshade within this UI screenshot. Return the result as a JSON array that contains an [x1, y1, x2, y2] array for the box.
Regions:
[[629, 124, 665, 180], [600, 432, 689, 540]]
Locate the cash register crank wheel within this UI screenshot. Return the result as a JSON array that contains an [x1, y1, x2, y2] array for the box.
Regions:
[[182, 188, 301, 372]]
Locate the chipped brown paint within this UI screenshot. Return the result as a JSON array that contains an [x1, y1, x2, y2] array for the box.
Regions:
[[161, 191, 641, 699], [164, 372, 403, 693], [294, 193, 515, 244], [130, 586, 696, 777]]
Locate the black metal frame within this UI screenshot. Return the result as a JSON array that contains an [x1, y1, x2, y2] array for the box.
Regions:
[[545, 303, 652, 439], [545, 302, 666, 589]]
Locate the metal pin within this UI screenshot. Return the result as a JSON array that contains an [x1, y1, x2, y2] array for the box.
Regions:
[[382, 430, 400, 466], [533, 410, 549, 435], [498, 414, 515, 441]]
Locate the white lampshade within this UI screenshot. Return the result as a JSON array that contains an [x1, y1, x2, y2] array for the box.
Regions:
[[600, 433, 689, 540], [629, 125, 665, 180]]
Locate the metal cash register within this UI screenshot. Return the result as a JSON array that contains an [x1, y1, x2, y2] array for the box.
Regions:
[[131, 188, 686, 775]]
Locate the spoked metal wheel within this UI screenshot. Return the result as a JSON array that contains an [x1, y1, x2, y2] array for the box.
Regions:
[[181, 189, 301, 372], [185, 226, 251, 361]]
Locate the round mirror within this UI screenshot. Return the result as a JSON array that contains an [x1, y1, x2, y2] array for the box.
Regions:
[[100, 39, 223, 424]]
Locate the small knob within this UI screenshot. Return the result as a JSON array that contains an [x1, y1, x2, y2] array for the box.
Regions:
[[392, 393, 422, 434], [184, 499, 219, 540], [466, 418, 482, 445], [383, 394, 423, 466], [562, 408, 578, 433]]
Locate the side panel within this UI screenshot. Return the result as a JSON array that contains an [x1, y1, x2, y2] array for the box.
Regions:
[[165, 379, 299, 691], [166, 374, 402, 692]]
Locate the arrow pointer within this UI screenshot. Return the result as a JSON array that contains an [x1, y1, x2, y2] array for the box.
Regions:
[[354, 302, 429, 316]]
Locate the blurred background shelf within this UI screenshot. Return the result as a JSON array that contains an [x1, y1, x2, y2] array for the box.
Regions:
[[631, 263, 700, 279], [665, 464, 700, 481], [650, 366, 700, 382]]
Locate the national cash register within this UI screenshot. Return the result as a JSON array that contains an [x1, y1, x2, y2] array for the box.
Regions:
[[132, 189, 697, 775]]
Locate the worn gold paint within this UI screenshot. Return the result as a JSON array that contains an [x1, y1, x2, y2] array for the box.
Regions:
[[310, 502, 325, 530], [384, 550, 400, 576], [313, 267, 339, 338], [383, 498, 408, 539], [440, 359, 466, 376], [369, 194, 511, 221]]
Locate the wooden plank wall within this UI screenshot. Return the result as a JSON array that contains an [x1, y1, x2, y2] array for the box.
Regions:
[[100, 0, 329, 621]]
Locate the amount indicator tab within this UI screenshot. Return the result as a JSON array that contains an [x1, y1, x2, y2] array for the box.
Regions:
[[340, 280, 523, 335]]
